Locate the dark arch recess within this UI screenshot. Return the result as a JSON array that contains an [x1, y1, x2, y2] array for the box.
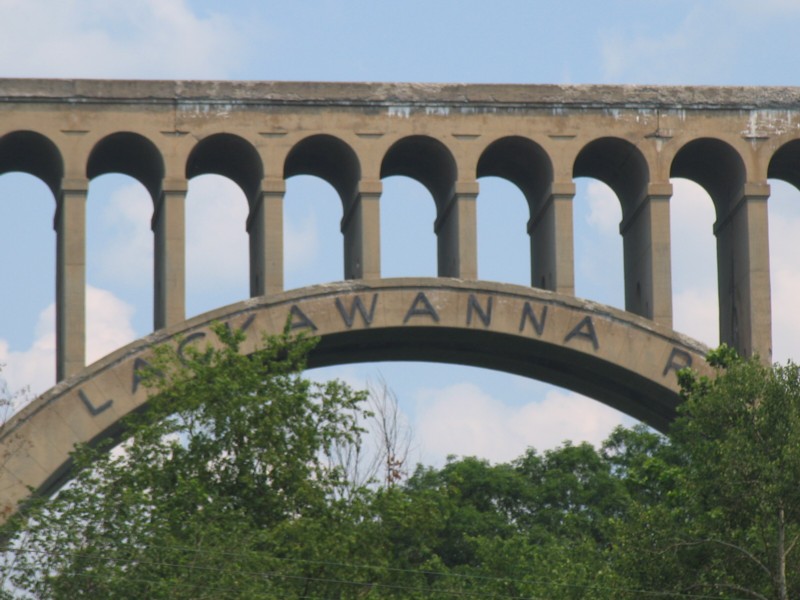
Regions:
[[87, 132, 164, 201], [477, 136, 553, 209], [284, 134, 360, 208], [380, 135, 457, 210], [0, 130, 63, 196], [671, 138, 746, 215], [768, 139, 800, 191], [186, 134, 263, 203], [574, 137, 649, 216]]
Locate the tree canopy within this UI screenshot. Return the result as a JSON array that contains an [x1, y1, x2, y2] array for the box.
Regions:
[[1, 337, 799, 599]]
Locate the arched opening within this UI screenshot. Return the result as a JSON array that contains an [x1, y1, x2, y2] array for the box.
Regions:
[[573, 138, 648, 311], [185, 174, 249, 317], [380, 136, 457, 278], [476, 136, 553, 286], [669, 178, 719, 347], [283, 175, 343, 289], [768, 140, 800, 362], [87, 132, 163, 202], [185, 135, 262, 317], [0, 173, 57, 397], [85, 133, 164, 353], [283, 135, 359, 288], [671, 138, 747, 349], [0, 131, 63, 396], [85, 174, 151, 360]]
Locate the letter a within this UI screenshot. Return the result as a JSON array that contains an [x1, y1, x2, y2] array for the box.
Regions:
[[564, 316, 599, 351], [403, 292, 440, 324]]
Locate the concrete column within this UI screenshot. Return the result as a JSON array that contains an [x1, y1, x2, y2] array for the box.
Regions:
[[714, 182, 772, 360], [55, 178, 88, 381], [248, 177, 284, 296], [619, 182, 673, 327], [153, 180, 186, 330], [528, 181, 575, 295], [342, 179, 381, 280], [434, 181, 478, 279]]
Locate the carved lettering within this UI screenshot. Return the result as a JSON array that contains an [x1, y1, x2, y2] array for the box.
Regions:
[[335, 294, 379, 328], [289, 305, 318, 331], [466, 294, 493, 327], [564, 316, 599, 351], [223, 313, 256, 335], [403, 292, 440, 324], [519, 302, 548, 335], [79, 389, 113, 417], [662, 347, 693, 376], [178, 332, 207, 363], [131, 357, 156, 394]]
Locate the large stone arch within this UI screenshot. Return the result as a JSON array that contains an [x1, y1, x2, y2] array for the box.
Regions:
[[0, 130, 63, 196], [0, 279, 711, 525]]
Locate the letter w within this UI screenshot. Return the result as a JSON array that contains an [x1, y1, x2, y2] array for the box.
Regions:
[[336, 294, 379, 328]]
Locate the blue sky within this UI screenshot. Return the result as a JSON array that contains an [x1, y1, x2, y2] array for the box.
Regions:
[[2, 0, 800, 466]]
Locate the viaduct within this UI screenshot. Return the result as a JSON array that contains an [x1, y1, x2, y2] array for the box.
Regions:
[[2, 79, 798, 522]]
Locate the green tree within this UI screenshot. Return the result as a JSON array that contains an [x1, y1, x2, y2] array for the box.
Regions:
[[615, 350, 800, 600], [2, 326, 375, 599]]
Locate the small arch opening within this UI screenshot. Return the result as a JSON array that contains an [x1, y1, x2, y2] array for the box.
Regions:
[[185, 174, 249, 317], [572, 178, 624, 310], [283, 174, 344, 289], [669, 177, 719, 347], [0, 172, 57, 396], [380, 176, 438, 277], [86, 174, 152, 360]]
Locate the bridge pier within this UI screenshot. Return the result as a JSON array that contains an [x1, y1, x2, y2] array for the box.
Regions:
[[342, 179, 381, 280], [529, 181, 575, 294], [153, 180, 186, 329], [435, 181, 478, 279], [248, 177, 285, 296], [715, 182, 772, 361], [620, 182, 673, 328], [55, 179, 87, 380]]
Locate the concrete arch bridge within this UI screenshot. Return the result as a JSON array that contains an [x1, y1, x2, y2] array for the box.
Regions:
[[3, 79, 799, 522]]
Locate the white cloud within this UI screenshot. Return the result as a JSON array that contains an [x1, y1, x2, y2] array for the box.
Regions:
[[767, 181, 800, 363], [585, 180, 621, 234], [0, 286, 137, 406], [185, 175, 250, 294], [93, 182, 154, 286], [413, 382, 628, 466], [0, 0, 242, 79], [85, 286, 137, 365]]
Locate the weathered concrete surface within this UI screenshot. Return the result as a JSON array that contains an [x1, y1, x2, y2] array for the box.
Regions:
[[0, 279, 711, 525], [2, 79, 799, 108]]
